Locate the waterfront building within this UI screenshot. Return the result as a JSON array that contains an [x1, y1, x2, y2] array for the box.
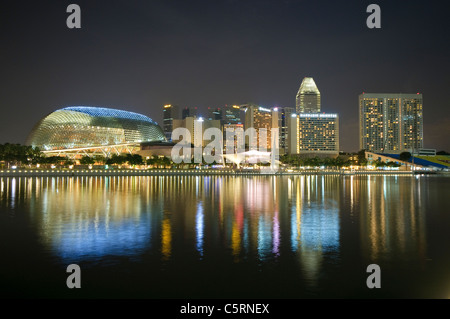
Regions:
[[26, 106, 166, 156], [296, 77, 321, 114], [163, 104, 180, 141], [275, 106, 295, 155], [359, 93, 423, 153], [288, 113, 339, 157]]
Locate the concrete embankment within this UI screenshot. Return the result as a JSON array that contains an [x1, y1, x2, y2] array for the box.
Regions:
[[0, 169, 424, 177]]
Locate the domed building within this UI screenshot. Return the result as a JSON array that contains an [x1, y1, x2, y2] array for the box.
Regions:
[[26, 106, 166, 153]]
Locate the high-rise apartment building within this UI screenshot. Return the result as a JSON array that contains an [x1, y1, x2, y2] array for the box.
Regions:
[[288, 113, 339, 157], [359, 93, 423, 153], [296, 77, 321, 113], [163, 104, 180, 141]]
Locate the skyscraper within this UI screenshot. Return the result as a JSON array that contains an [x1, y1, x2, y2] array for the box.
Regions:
[[222, 105, 242, 125], [359, 93, 423, 153], [243, 104, 279, 151], [163, 104, 180, 141], [182, 107, 198, 119], [207, 107, 222, 121], [296, 77, 321, 113], [275, 106, 295, 155]]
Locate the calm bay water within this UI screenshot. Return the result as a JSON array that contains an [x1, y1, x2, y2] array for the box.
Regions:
[[0, 175, 449, 299]]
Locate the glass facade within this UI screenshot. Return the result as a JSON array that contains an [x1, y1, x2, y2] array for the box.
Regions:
[[26, 106, 166, 151], [163, 104, 180, 141]]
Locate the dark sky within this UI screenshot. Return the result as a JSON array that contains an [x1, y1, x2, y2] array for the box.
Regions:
[[1, 0, 449, 152]]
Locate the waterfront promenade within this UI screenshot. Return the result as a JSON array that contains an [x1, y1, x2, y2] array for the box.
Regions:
[[0, 168, 429, 177]]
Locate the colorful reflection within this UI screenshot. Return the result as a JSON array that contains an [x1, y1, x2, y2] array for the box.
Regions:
[[0, 175, 428, 271]]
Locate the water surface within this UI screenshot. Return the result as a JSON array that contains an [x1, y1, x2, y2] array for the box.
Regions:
[[0, 175, 449, 298]]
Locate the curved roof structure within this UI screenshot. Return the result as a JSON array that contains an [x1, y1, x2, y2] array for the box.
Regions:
[[26, 106, 166, 151]]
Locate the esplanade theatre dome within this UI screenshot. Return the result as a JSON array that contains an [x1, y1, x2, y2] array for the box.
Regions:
[[26, 106, 166, 151]]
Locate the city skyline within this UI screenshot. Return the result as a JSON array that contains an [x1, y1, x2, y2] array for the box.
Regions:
[[1, 0, 449, 152]]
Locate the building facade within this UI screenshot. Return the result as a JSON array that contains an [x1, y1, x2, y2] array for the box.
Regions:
[[289, 113, 339, 157], [275, 106, 295, 155], [359, 93, 423, 153], [222, 105, 242, 125], [163, 104, 180, 141], [26, 106, 166, 151], [243, 104, 279, 151], [181, 107, 198, 119], [296, 77, 321, 114]]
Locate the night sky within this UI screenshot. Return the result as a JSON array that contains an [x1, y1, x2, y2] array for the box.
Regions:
[[1, 0, 449, 152]]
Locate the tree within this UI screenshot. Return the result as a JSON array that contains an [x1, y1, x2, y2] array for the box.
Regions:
[[80, 156, 95, 165], [0, 143, 43, 167], [357, 149, 367, 166], [126, 154, 143, 166], [399, 152, 412, 162], [64, 159, 75, 166], [106, 154, 127, 165], [93, 155, 106, 164]]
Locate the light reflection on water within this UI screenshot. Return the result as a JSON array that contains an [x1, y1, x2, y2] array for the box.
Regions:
[[1, 174, 447, 297]]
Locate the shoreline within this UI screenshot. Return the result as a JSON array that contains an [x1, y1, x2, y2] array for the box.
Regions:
[[0, 169, 445, 177]]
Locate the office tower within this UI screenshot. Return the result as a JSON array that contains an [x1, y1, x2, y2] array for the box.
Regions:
[[275, 106, 295, 155], [244, 104, 279, 151], [182, 107, 198, 119], [296, 77, 321, 113], [162, 104, 180, 141], [359, 93, 423, 153], [289, 113, 339, 157], [222, 105, 242, 125], [207, 107, 223, 121]]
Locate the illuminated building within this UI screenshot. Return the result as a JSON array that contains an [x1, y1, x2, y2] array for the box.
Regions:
[[163, 104, 180, 141], [207, 107, 222, 121], [26, 106, 166, 155], [359, 93, 423, 153], [275, 106, 295, 155], [296, 77, 321, 113], [223, 123, 244, 154], [222, 105, 242, 125], [243, 104, 279, 151], [288, 113, 339, 157]]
